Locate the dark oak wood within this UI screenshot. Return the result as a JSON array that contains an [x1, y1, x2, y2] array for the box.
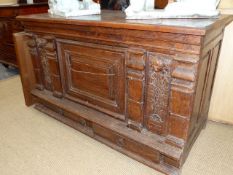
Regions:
[[0, 2, 48, 67], [154, 0, 168, 9], [14, 11, 233, 175]]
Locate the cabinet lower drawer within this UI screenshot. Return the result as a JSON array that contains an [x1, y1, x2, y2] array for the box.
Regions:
[[93, 123, 160, 163]]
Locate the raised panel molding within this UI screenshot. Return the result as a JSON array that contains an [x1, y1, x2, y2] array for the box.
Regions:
[[66, 52, 117, 104], [57, 39, 126, 120]]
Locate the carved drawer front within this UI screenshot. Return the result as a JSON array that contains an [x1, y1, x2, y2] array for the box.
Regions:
[[145, 52, 172, 135], [57, 40, 126, 120]]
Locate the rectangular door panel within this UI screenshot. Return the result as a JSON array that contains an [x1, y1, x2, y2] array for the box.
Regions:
[[57, 39, 126, 120]]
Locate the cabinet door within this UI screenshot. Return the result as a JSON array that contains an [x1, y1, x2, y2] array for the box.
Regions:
[[57, 39, 126, 120]]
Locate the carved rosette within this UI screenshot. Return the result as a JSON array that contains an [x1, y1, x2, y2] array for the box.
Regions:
[[146, 53, 172, 135]]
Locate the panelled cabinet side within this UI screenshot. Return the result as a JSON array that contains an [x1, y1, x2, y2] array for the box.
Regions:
[[14, 32, 36, 106], [182, 27, 225, 162]]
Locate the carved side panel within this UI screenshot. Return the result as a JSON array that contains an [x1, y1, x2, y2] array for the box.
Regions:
[[126, 49, 146, 131], [27, 34, 63, 97], [40, 36, 63, 97], [145, 53, 172, 135]]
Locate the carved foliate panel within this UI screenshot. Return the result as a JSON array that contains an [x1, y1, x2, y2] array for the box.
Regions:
[[146, 53, 172, 135]]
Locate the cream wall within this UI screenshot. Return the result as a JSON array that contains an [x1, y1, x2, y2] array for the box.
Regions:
[[218, 0, 233, 8], [208, 8, 233, 124]]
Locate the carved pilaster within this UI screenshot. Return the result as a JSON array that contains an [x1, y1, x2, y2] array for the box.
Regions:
[[166, 60, 198, 148], [145, 53, 172, 135], [126, 49, 146, 132], [36, 36, 53, 91], [27, 34, 63, 97], [36, 35, 63, 97], [27, 33, 44, 90]]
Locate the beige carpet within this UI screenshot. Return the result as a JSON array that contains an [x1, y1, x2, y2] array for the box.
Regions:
[[0, 76, 233, 175]]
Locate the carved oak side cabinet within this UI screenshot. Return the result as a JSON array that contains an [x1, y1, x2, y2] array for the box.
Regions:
[[14, 11, 233, 175]]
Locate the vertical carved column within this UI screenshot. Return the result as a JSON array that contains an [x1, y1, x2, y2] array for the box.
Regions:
[[27, 33, 44, 90], [36, 35, 63, 98], [27, 34, 63, 98], [145, 53, 172, 136], [126, 49, 146, 132], [36, 36, 53, 91], [166, 58, 198, 148]]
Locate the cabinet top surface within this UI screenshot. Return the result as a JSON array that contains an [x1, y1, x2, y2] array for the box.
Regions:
[[17, 10, 233, 35]]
